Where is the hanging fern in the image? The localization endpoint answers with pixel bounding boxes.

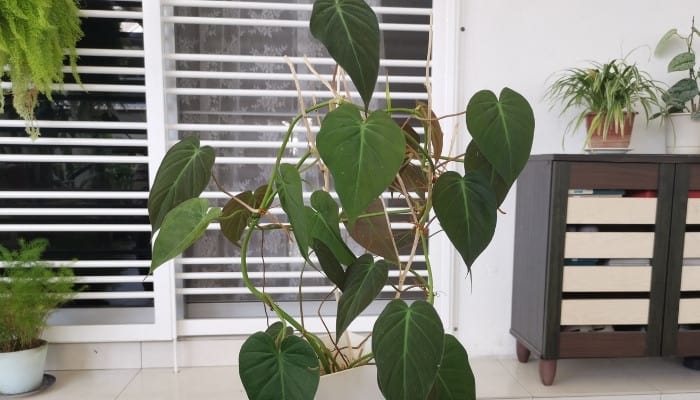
[0,0,83,139]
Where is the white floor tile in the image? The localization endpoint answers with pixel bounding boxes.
[607,358,700,394]
[116,367,246,400]
[541,396,660,400]
[662,394,700,400]
[31,369,138,400]
[471,357,531,399]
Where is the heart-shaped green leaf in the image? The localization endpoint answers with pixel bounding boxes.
[239,332,319,400]
[428,334,476,400]
[668,51,695,72]
[310,0,379,108]
[265,322,294,341]
[221,191,254,247]
[433,171,497,269]
[465,141,509,206]
[317,104,405,225]
[655,28,678,55]
[373,300,445,400]
[336,254,388,340]
[307,190,356,266]
[345,198,399,263]
[151,198,221,272]
[148,136,215,231]
[311,239,346,290]
[276,164,310,260]
[668,78,699,105]
[466,88,534,186]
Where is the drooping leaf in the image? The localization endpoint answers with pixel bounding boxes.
[373,300,445,400]
[668,52,696,72]
[433,171,497,269]
[276,164,311,259]
[311,239,346,290]
[148,136,215,231]
[310,0,380,108]
[466,88,534,185]
[265,322,294,341]
[465,141,509,206]
[307,190,356,266]
[317,104,405,224]
[655,28,679,55]
[402,123,423,157]
[239,332,319,400]
[346,198,398,263]
[428,334,476,400]
[151,198,221,272]
[417,102,444,163]
[221,191,254,247]
[336,254,388,340]
[390,163,428,200]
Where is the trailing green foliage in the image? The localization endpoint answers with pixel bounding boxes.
[0,0,83,138]
[0,239,77,353]
[146,1,535,398]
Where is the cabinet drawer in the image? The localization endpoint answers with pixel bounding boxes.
[681,266,700,291]
[567,197,656,224]
[560,299,649,325]
[679,299,700,324]
[564,232,654,259]
[687,198,700,224]
[684,233,700,258]
[562,266,651,292]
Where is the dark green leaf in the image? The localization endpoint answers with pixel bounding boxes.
[668,52,695,72]
[346,198,398,263]
[336,254,388,340]
[668,78,699,105]
[317,105,405,224]
[464,141,509,206]
[433,171,497,269]
[239,332,319,400]
[373,300,445,400]
[151,198,221,272]
[310,0,380,108]
[311,239,346,290]
[148,136,215,231]
[466,88,534,185]
[428,334,476,400]
[276,164,310,259]
[307,190,356,266]
[265,322,294,341]
[221,191,254,247]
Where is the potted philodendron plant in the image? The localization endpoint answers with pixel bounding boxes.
[0,239,77,395]
[654,17,700,154]
[0,0,83,139]
[546,58,663,151]
[147,1,535,399]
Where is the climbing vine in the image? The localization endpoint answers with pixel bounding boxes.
[0,0,83,138]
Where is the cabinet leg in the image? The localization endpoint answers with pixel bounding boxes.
[516,340,531,363]
[539,359,557,386]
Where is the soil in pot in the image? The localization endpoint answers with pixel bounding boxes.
[585,112,636,149]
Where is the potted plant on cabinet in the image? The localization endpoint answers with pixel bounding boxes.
[546,58,663,151]
[654,17,700,154]
[0,238,77,395]
[147,1,535,399]
[0,0,83,139]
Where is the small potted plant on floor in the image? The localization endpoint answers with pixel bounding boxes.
[0,238,77,395]
[0,0,83,139]
[546,58,663,150]
[147,0,535,399]
[654,17,700,154]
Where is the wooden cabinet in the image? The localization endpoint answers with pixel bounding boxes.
[511,154,700,385]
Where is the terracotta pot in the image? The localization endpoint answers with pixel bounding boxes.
[585,112,636,149]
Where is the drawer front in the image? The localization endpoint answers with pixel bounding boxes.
[681,266,700,291]
[560,299,649,326]
[567,197,656,225]
[564,232,654,259]
[562,266,652,292]
[684,233,700,258]
[686,198,700,224]
[679,299,700,324]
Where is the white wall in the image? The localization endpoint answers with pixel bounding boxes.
[453,0,697,357]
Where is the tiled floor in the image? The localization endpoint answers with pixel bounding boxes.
[21,357,700,400]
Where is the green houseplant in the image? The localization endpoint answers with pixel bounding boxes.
[546,58,663,149]
[654,17,700,153]
[0,238,77,395]
[147,1,535,399]
[0,0,83,139]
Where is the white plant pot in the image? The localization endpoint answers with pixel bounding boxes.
[316,364,383,400]
[665,113,700,154]
[0,340,48,395]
